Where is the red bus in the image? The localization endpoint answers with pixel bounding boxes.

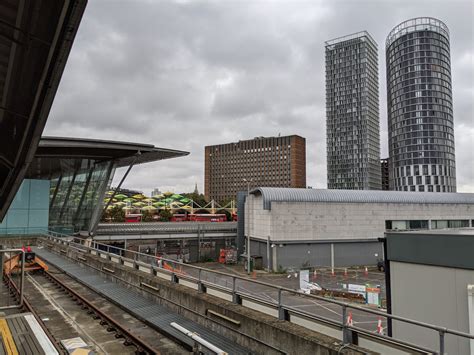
[188,214,227,222]
[170,214,188,222]
[125,214,142,223]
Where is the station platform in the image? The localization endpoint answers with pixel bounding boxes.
[33,247,249,354]
[0,312,58,355]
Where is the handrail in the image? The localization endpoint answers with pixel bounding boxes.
[39,229,474,354]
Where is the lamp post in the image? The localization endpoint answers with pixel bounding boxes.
[243,178,253,275]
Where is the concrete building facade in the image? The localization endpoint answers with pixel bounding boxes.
[204,135,306,202]
[325,31,381,190]
[243,188,474,271]
[386,18,456,192]
[385,230,474,354]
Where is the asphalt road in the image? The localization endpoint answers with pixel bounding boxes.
[179,262,387,333]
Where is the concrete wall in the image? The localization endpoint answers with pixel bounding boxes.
[391,261,474,354]
[244,195,473,269]
[46,241,374,355]
[262,199,472,242]
[251,238,382,271]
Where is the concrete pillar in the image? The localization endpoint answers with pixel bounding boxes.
[330,243,335,271]
[272,245,278,271]
[266,236,270,271]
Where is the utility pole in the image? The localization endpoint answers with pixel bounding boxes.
[243,178,253,275]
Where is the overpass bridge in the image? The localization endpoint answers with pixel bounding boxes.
[95,221,237,241]
[94,222,238,262]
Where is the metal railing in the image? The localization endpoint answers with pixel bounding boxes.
[39,230,474,354]
[0,248,26,310]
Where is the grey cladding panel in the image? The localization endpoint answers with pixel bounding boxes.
[386,233,474,270]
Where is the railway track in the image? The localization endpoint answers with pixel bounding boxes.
[4,267,188,354]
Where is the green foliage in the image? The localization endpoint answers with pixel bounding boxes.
[219,197,235,206]
[158,209,173,221]
[217,209,232,221]
[142,210,154,222]
[181,192,208,207]
[107,206,125,222]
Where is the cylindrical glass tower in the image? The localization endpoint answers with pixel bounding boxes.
[386,17,456,192]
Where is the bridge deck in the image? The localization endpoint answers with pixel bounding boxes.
[33,247,249,354]
[97,221,237,235]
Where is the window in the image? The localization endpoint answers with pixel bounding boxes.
[433,220,470,229]
[408,220,429,229]
[422,165,428,175]
[419,185,425,192]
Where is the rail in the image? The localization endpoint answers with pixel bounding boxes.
[3,273,62,353]
[43,270,157,354]
[39,230,474,354]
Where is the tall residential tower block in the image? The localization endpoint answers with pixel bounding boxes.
[325,31,381,190]
[386,18,456,192]
[204,135,306,202]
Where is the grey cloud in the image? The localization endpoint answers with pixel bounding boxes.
[45,0,474,193]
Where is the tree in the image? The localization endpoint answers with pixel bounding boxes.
[158,209,173,222]
[108,206,125,222]
[181,192,208,207]
[142,210,154,222]
[217,209,232,221]
[218,197,235,207]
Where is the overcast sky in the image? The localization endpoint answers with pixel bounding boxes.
[44,0,474,194]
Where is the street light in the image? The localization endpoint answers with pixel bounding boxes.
[243,178,254,275]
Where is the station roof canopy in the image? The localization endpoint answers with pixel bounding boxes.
[0,0,88,220]
[27,136,189,178]
[250,187,474,210]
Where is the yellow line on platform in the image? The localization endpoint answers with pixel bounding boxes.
[0,319,19,355]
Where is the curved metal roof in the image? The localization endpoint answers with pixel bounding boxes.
[250,187,474,210]
[36,136,189,167]
[26,136,189,178]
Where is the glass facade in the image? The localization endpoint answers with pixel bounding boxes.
[386,17,456,192]
[46,159,114,234]
[325,31,381,190]
[0,179,49,235]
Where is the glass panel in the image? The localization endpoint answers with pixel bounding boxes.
[408,220,428,229]
[48,158,114,234]
[433,220,448,229]
[392,220,407,230]
[29,180,50,209]
[448,220,469,228]
[10,180,30,209]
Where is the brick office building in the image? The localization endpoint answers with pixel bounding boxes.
[204,135,306,202]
